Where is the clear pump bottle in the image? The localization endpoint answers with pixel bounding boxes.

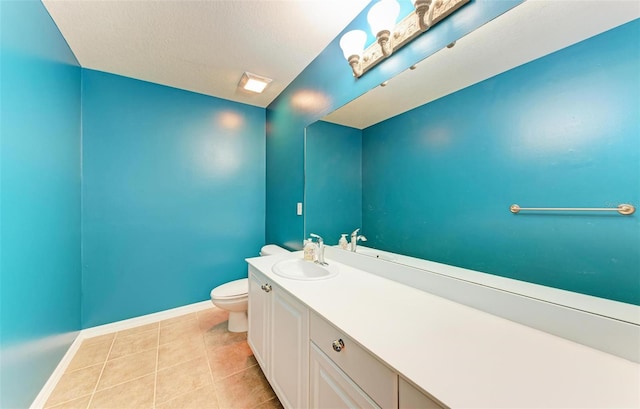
[303,238,316,261]
[338,234,348,250]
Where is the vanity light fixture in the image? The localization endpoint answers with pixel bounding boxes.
[238,72,272,94]
[412,0,432,31]
[339,0,469,78]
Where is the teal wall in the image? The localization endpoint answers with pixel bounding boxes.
[305,121,362,243]
[265,0,522,250]
[361,20,640,305]
[0,1,82,407]
[81,70,266,327]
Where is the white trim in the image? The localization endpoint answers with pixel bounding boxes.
[30,300,213,409]
[81,300,212,338]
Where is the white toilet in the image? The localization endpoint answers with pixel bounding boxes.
[210,244,289,332]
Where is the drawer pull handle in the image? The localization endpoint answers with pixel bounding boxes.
[261,284,272,293]
[332,339,345,352]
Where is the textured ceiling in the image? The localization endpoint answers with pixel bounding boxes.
[42,0,371,108]
[324,1,640,129]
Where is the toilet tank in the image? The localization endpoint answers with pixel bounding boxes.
[260,244,290,256]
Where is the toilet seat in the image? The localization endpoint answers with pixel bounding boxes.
[210,278,247,300]
[209,245,291,333]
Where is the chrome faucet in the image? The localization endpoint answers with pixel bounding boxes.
[350,228,367,252]
[309,233,328,265]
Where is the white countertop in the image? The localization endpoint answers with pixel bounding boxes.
[247,252,640,409]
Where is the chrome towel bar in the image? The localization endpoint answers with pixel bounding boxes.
[510,204,635,215]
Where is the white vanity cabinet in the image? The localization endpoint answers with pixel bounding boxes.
[248,266,309,409]
[247,254,640,409]
[309,311,398,409]
[249,264,442,409]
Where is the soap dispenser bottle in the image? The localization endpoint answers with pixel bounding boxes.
[303,238,316,261]
[338,234,348,250]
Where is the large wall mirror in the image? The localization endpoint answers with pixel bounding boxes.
[304,1,640,311]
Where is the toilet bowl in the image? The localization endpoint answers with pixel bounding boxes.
[210,244,290,332]
[210,279,249,333]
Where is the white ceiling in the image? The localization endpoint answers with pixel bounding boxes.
[41,1,640,116]
[42,0,371,108]
[324,1,640,129]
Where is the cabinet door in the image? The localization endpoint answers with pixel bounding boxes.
[310,343,380,409]
[248,268,269,370]
[270,286,309,409]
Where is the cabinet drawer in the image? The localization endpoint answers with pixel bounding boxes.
[310,312,397,409]
[310,343,380,409]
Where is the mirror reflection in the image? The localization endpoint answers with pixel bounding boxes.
[304,1,640,306]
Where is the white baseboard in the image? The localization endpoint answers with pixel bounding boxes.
[30,300,213,409]
[81,300,212,338]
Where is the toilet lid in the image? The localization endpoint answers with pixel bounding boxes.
[211,278,248,299]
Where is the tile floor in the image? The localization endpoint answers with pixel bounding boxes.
[44,308,283,409]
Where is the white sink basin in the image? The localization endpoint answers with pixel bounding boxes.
[272,259,339,280]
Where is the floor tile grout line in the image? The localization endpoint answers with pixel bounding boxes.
[103,345,159,364]
[157,353,209,374]
[74,324,162,408]
[253,396,279,409]
[111,326,159,349]
[63,338,115,374]
[202,329,223,408]
[86,326,160,401]
[100,345,157,362]
[114,321,160,341]
[153,325,160,409]
[153,384,211,408]
[43,392,93,409]
[157,320,202,347]
[43,335,115,408]
[46,309,266,409]
[215,362,259,382]
[156,341,208,372]
[159,313,198,328]
[90,371,158,396]
[155,330,213,407]
[85,333,117,409]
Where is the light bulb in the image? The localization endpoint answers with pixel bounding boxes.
[367,0,400,36]
[339,30,367,60]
